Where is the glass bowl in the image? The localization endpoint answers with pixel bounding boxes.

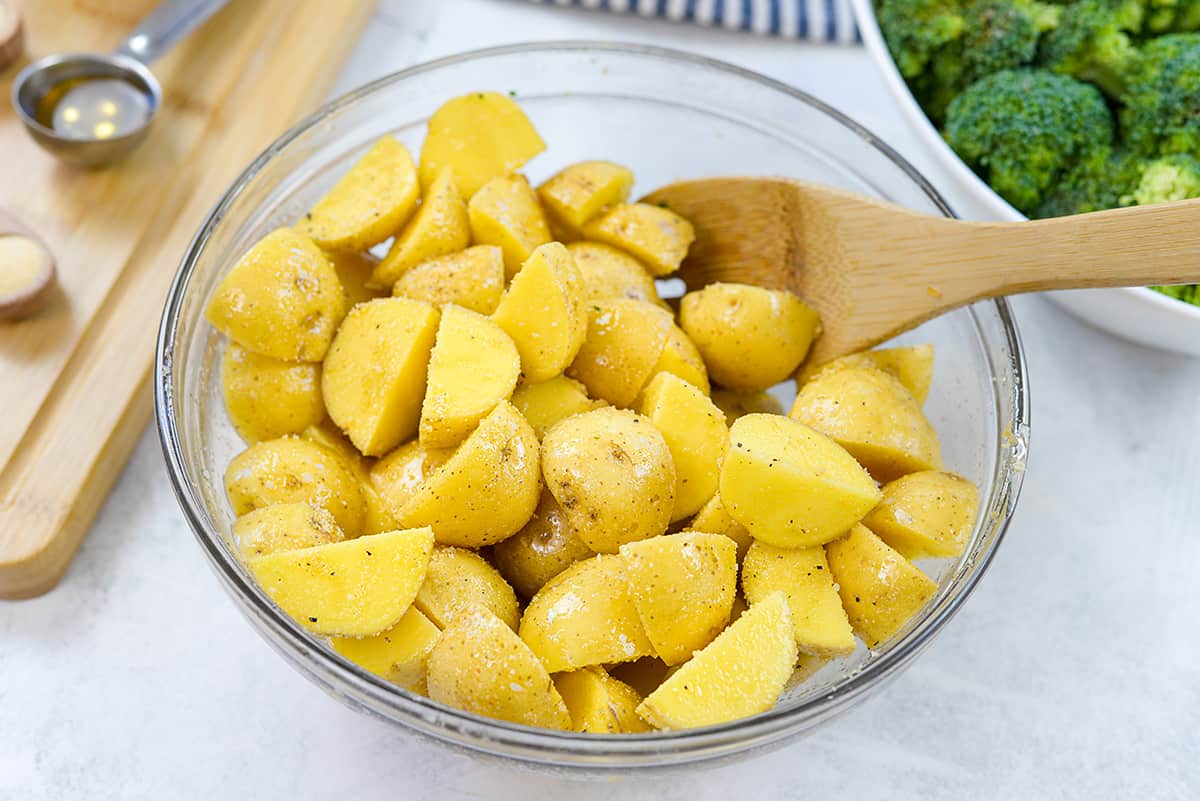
[155,43,1029,772]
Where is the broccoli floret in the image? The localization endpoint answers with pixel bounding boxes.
[878,0,966,79]
[1038,0,1143,96]
[945,69,1114,212]
[1120,33,1200,157]
[1151,284,1200,304]
[1127,153,1200,203]
[1032,146,1142,216]
[1143,0,1200,32]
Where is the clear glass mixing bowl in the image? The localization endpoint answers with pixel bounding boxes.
[155,43,1029,772]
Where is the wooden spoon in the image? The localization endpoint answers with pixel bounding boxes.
[0,209,57,320]
[643,178,1200,365]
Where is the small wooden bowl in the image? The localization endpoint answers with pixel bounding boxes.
[0,209,57,321]
[0,0,24,72]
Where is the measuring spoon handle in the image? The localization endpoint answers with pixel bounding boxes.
[115,0,230,64]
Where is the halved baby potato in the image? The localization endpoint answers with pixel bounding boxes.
[247,526,435,637]
[567,299,675,408]
[492,490,594,599]
[554,666,651,734]
[371,170,470,287]
[582,202,694,276]
[538,160,634,237]
[797,344,935,405]
[468,174,551,277]
[863,470,980,559]
[231,502,344,558]
[330,606,440,690]
[510,375,605,440]
[369,438,453,522]
[688,493,753,562]
[710,388,783,424]
[742,541,856,657]
[221,343,325,443]
[391,245,505,314]
[566,242,666,308]
[415,546,520,631]
[644,324,710,398]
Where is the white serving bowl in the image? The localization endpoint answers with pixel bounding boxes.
[851,0,1200,357]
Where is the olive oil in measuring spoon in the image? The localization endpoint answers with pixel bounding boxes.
[34,77,152,141]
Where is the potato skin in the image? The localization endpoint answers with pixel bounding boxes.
[582,202,694,277]
[372,170,470,287]
[221,343,324,444]
[567,299,674,409]
[392,245,505,314]
[538,160,634,235]
[541,407,675,553]
[492,490,594,598]
[414,546,520,631]
[468,174,551,277]
[862,470,979,559]
[231,502,344,558]
[510,376,605,440]
[797,344,935,406]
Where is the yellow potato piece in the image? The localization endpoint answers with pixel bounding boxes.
[798,345,935,406]
[296,136,419,252]
[520,555,654,672]
[582,203,694,277]
[742,541,856,657]
[538,160,634,236]
[644,324,710,398]
[415,546,520,631]
[565,241,666,309]
[231,502,344,558]
[710,389,783,424]
[322,297,440,457]
[419,305,521,448]
[248,527,435,637]
[225,436,366,536]
[372,170,470,287]
[680,282,821,392]
[638,372,727,520]
[863,470,980,559]
[493,490,594,599]
[825,524,937,648]
[299,422,397,537]
[541,408,675,553]
[608,657,673,699]
[398,401,540,547]
[567,299,674,408]
[369,439,452,529]
[719,414,881,548]
[688,493,752,562]
[468,174,551,277]
[620,532,738,665]
[491,242,589,383]
[206,228,346,362]
[554,666,651,734]
[331,606,440,690]
[392,245,505,314]
[418,91,546,199]
[636,591,797,730]
[326,250,387,309]
[789,366,944,482]
[510,376,605,440]
[221,343,324,444]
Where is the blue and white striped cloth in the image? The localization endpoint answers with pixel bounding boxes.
[526,0,861,43]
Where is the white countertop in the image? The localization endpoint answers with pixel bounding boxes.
[4,2,1198,799]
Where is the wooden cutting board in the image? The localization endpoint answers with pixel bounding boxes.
[0,0,374,598]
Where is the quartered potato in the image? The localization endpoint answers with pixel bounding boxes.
[554,667,650,734]
[582,202,694,277]
[372,170,470,287]
[231,502,344,558]
[468,174,551,277]
[719,414,881,548]
[620,531,738,665]
[419,305,520,448]
[790,366,944,482]
[398,401,540,547]
[206,228,346,362]
[520,555,654,672]
[797,344,936,405]
[427,605,571,730]
[566,242,666,308]
[638,372,727,520]
[567,299,674,408]
[369,438,452,522]
[863,470,980,559]
[221,343,324,443]
[300,422,397,536]
[635,591,797,730]
[688,493,753,562]
[322,297,440,457]
[710,388,784,424]
[538,160,634,238]
[296,136,419,252]
[510,376,605,440]
[247,526,435,637]
[645,324,710,398]
[331,606,440,690]
[414,546,520,631]
[825,524,937,649]
[742,541,856,657]
[680,282,821,392]
[492,490,594,599]
[418,91,546,199]
[392,245,505,314]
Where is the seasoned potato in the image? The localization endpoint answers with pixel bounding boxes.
[638,373,726,520]
[520,555,653,672]
[742,541,856,657]
[688,493,752,562]
[331,606,440,690]
[863,471,979,559]
[825,524,937,648]
[206,228,346,362]
[567,299,674,408]
[369,438,452,521]
[620,532,738,665]
[608,657,673,699]
[582,203,694,276]
[398,401,540,547]
[566,242,665,308]
[468,174,551,277]
[510,376,604,440]
[644,324,710,397]
[790,366,943,482]
[371,170,470,287]
[326,250,387,309]
[419,305,520,448]
[392,245,505,314]
[299,422,397,536]
[322,297,440,456]
[296,136,419,252]
[231,502,344,558]
[221,343,324,443]
[798,345,935,405]
[225,436,366,535]
[541,408,675,553]
[415,546,520,631]
[538,161,634,237]
[418,92,546,199]
[248,527,435,636]
[427,605,571,729]
[710,389,784,424]
[719,415,881,548]
[636,591,797,730]
[554,667,650,734]
[680,282,820,392]
[492,490,593,598]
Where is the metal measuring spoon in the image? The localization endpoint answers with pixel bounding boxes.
[10,0,229,168]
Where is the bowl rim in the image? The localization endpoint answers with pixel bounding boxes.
[155,40,1030,766]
